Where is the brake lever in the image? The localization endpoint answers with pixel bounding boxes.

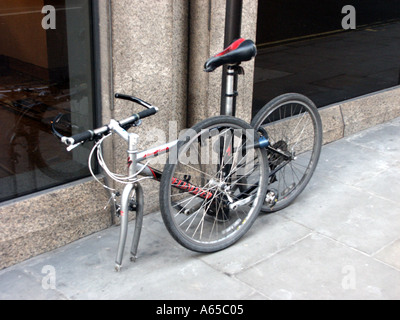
[51,114,65,140]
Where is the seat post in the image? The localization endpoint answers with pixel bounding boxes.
[223,65,239,116]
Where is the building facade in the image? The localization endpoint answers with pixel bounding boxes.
[1,0,399,269]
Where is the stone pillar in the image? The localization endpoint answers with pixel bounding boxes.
[110,0,189,214]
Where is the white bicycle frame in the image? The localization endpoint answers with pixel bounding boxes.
[109,121,179,271]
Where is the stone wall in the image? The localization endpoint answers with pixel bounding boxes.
[0,178,111,270]
[319,86,400,145]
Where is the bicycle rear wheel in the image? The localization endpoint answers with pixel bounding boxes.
[160,116,268,253]
[251,93,322,212]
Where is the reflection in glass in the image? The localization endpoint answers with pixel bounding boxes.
[0,0,95,202]
[253,0,400,116]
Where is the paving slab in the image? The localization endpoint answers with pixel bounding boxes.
[374,239,400,271]
[282,171,400,255]
[200,214,311,275]
[235,234,400,300]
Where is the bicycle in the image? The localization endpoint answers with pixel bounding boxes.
[53,38,322,271]
[53,39,271,271]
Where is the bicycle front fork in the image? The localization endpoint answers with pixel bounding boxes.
[115,181,144,272]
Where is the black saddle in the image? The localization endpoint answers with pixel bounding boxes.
[204,38,257,73]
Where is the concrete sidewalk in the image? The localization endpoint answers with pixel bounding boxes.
[1,117,400,300]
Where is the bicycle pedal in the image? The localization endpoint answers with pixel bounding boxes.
[265,189,278,208]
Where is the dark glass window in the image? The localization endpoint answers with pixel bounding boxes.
[0,0,95,202]
[253,0,400,117]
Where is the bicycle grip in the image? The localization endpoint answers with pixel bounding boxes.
[115,93,153,109]
[119,107,158,128]
[136,107,158,120]
[115,93,133,101]
[69,130,94,145]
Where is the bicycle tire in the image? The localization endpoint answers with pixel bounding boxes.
[251,93,322,212]
[160,116,268,253]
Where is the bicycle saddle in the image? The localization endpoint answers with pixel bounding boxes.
[204,38,257,73]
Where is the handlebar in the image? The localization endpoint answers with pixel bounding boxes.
[52,93,159,147]
[114,93,153,109]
